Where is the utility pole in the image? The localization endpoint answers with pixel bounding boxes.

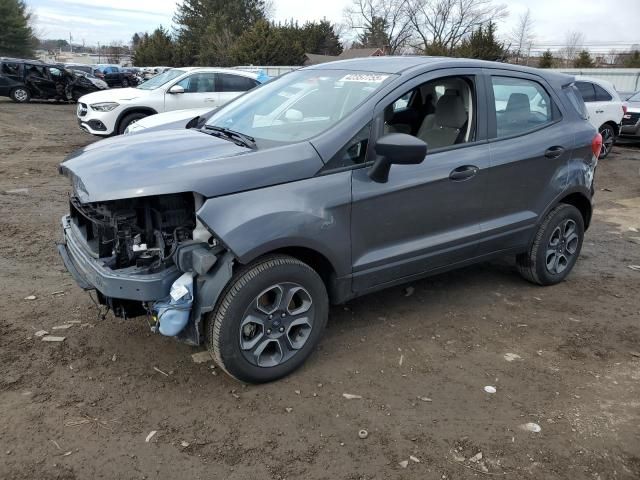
[98,42,101,63]
[69,32,73,54]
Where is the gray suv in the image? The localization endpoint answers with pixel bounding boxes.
[58,57,601,383]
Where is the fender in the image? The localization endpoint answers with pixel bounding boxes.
[538,185,593,231]
[196,171,353,278]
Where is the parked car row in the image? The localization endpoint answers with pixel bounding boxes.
[59,57,602,383]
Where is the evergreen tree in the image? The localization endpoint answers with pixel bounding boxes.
[539,49,554,68]
[173,0,266,65]
[131,33,142,50]
[623,50,640,68]
[302,20,343,56]
[354,16,390,49]
[573,49,594,68]
[456,22,506,61]
[0,0,35,57]
[133,27,175,66]
[231,20,305,65]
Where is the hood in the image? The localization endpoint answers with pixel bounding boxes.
[60,128,324,203]
[133,108,213,130]
[78,87,150,104]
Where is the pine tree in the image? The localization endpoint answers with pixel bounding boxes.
[574,50,594,68]
[231,20,305,65]
[623,50,640,68]
[456,22,506,61]
[173,0,266,65]
[0,0,35,58]
[354,16,390,49]
[133,27,175,67]
[539,49,554,68]
[301,20,342,56]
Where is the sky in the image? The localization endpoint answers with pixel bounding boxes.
[30,0,640,51]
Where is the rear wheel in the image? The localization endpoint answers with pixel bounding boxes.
[516,204,584,286]
[117,112,148,135]
[10,87,30,103]
[206,255,328,383]
[598,124,615,158]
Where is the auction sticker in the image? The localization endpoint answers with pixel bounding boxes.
[339,73,390,83]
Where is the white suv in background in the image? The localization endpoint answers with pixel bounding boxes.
[76,67,262,136]
[574,76,625,158]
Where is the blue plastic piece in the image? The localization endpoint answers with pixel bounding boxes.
[154,272,194,336]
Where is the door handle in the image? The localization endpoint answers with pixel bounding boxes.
[595,109,604,113]
[544,146,565,159]
[449,165,479,181]
[204,98,217,102]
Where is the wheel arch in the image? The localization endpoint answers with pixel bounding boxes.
[558,191,592,230]
[600,120,619,137]
[114,106,157,133]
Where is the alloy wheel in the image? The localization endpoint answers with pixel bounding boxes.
[545,219,579,275]
[599,126,614,157]
[239,282,314,368]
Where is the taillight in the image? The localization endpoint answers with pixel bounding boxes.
[622,104,628,115]
[592,132,603,158]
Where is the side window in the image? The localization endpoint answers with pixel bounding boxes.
[563,84,589,120]
[491,76,554,138]
[218,73,258,92]
[176,73,216,93]
[324,123,371,170]
[1,62,20,76]
[593,84,612,101]
[383,75,475,150]
[575,81,596,102]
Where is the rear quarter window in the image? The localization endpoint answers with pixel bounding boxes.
[593,83,613,101]
[563,84,589,120]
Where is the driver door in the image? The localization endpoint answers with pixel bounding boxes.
[350,69,491,292]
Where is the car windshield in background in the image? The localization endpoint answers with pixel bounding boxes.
[205,69,396,145]
[137,69,184,90]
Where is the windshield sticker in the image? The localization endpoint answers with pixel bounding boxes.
[339,73,390,83]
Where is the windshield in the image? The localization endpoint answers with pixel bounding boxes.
[629,91,640,102]
[205,69,395,145]
[137,69,185,90]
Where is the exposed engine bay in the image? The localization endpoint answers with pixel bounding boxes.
[68,193,196,271]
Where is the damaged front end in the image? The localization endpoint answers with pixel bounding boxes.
[58,191,233,345]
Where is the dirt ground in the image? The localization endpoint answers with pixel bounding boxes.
[0,98,639,480]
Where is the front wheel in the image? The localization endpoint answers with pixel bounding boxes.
[598,124,615,159]
[117,112,148,135]
[516,204,585,286]
[207,255,328,383]
[121,78,129,88]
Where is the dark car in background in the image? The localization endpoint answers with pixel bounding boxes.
[621,90,640,139]
[94,64,139,88]
[0,57,103,102]
[58,57,601,383]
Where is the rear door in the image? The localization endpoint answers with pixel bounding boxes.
[0,61,23,95]
[217,73,259,107]
[480,70,569,253]
[164,72,218,111]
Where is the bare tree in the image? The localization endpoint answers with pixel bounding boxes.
[510,8,534,65]
[561,31,584,67]
[407,0,508,55]
[344,0,414,54]
[107,41,123,64]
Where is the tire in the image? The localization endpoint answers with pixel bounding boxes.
[10,87,30,103]
[207,255,329,383]
[117,112,148,135]
[516,204,584,286]
[121,78,129,88]
[598,124,615,159]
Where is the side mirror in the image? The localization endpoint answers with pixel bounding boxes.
[369,133,427,183]
[284,109,303,122]
[168,85,184,94]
